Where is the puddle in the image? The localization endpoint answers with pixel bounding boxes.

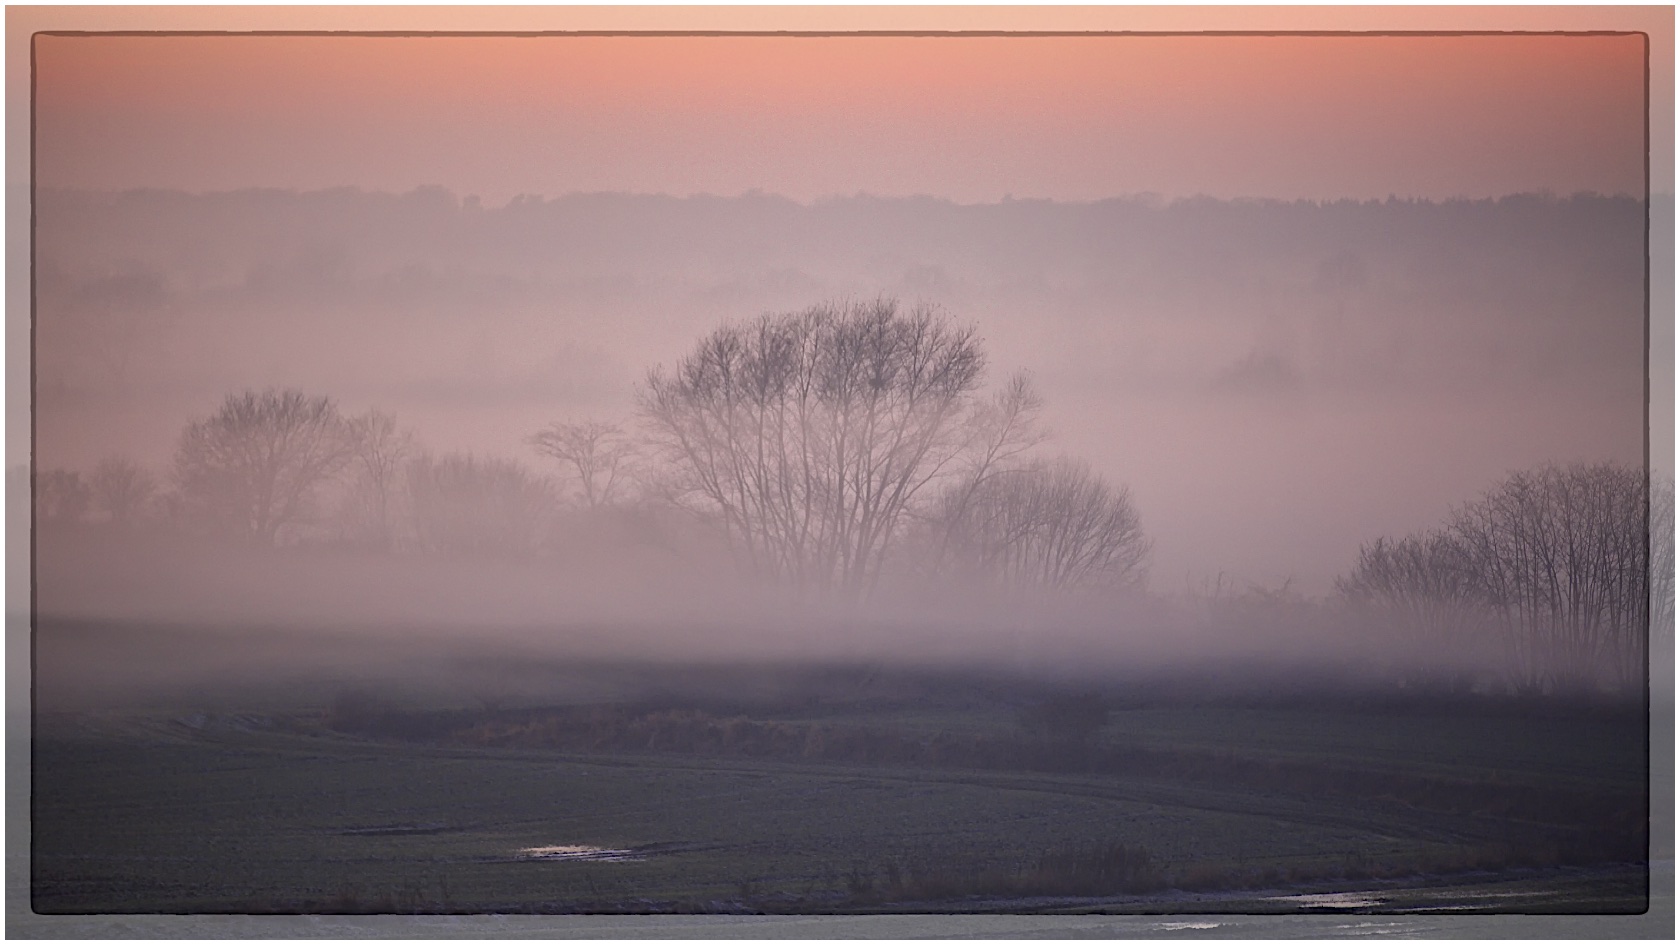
[1396,889,1557,912]
[1150,921,1223,931]
[519,844,640,861]
[1264,892,1384,909]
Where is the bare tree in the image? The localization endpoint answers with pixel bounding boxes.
[172,389,356,545]
[922,371,1047,574]
[343,410,415,550]
[90,456,158,527]
[530,420,639,508]
[934,457,1149,594]
[1449,462,1648,694]
[1335,529,1494,689]
[1337,531,1488,641]
[405,452,553,557]
[642,299,1012,600]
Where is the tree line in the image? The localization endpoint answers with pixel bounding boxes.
[1338,463,1667,696]
[38,300,1151,600]
[34,298,1663,695]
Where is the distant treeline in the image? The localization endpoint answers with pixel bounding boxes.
[30,186,1661,697]
[34,299,1669,698]
[37,190,1647,386]
[38,186,1647,284]
[37,300,1152,602]
[35,189,1647,484]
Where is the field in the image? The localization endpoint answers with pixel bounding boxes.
[27,626,1659,918]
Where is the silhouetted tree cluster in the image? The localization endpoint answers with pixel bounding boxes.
[172,389,356,545]
[39,389,564,560]
[1340,463,1655,695]
[109,308,1144,596]
[637,299,1131,601]
[1455,463,1650,694]
[931,457,1149,594]
[1336,533,1492,691]
[68,295,1670,706]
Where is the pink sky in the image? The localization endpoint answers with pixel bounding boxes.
[22,10,1660,203]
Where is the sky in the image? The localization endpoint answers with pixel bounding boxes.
[31,30,1651,204]
[12,5,1667,599]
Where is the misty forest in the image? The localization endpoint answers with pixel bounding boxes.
[30,187,1668,916]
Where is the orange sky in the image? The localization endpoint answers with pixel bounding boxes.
[28,27,1652,202]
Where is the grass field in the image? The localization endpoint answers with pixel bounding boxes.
[28,646,1655,915]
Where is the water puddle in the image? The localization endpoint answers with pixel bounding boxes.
[1149,921,1223,931]
[1402,889,1557,911]
[1264,892,1384,909]
[519,844,640,861]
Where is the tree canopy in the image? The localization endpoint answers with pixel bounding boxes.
[172,389,355,545]
[641,299,1035,600]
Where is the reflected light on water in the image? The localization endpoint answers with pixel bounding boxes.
[519,844,639,861]
[1264,892,1384,909]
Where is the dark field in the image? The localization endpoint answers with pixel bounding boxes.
[28,623,1660,917]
